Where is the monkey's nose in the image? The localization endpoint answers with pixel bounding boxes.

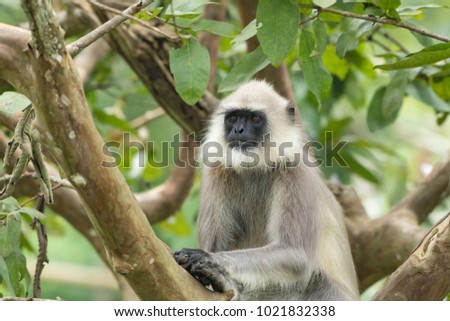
[234,124,245,134]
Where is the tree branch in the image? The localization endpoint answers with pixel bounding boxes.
[74,38,110,83]
[373,212,450,300]
[198,0,228,92]
[299,4,450,43]
[67,0,153,56]
[392,150,450,223]
[17,0,225,300]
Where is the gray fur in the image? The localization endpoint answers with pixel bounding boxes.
[173,80,359,301]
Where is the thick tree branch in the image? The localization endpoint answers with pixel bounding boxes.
[299,4,450,43]
[16,0,225,300]
[336,151,450,291]
[373,212,450,300]
[198,0,228,92]
[392,150,450,223]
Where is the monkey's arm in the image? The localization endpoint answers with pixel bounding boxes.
[173,243,312,297]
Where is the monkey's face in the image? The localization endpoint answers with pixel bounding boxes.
[224,109,267,150]
[201,80,305,171]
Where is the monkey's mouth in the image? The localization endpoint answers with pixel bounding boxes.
[229,141,259,150]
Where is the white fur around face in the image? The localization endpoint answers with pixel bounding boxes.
[201,80,304,171]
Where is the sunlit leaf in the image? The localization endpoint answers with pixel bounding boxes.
[231,19,259,46]
[323,45,349,80]
[191,19,238,37]
[375,43,450,70]
[170,38,210,104]
[313,0,336,7]
[256,0,299,66]
[0,91,31,117]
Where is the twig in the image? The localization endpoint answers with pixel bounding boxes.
[31,196,48,299]
[381,31,410,54]
[88,0,179,42]
[20,183,64,207]
[299,4,450,43]
[130,107,165,128]
[299,9,321,26]
[367,35,391,52]
[0,173,73,189]
[67,0,154,56]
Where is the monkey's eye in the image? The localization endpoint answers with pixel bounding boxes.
[250,115,260,123]
[228,115,238,123]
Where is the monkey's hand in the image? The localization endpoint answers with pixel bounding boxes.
[173,248,238,295]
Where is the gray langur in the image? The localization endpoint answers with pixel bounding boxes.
[173,80,359,300]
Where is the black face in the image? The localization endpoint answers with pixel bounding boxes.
[224,109,267,149]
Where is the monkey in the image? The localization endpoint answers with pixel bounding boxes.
[173,80,359,300]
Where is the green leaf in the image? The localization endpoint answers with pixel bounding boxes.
[0,213,21,257]
[0,91,31,117]
[313,0,336,7]
[341,151,380,184]
[92,108,137,134]
[15,207,46,220]
[4,249,30,297]
[191,19,238,37]
[231,19,259,46]
[218,46,270,93]
[1,197,20,212]
[430,74,450,102]
[299,30,332,105]
[367,86,401,131]
[336,20,373,58]
[170,38,210,104]
[312,19,328,56]
[375,43,450,70]
[164,0,216,19]
[408,80,450,113]
[299,29,316,59]
[256,0,299,66]
[373,0,401,11]
[0,256,15,297]
[411,31,435,47]
[382,70,410,117]
[323,45,349,80]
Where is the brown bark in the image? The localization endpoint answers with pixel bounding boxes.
[331,151,450,292]
[373,213,450,300]
[198,0,228,93]
[2,0,225,300]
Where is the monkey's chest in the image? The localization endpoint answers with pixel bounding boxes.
[223,172,274,249]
